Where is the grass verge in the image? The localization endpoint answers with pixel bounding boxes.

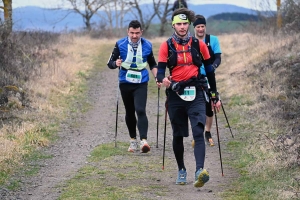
[218,32,300,200]
[0,36,111,190]
[58,142,170,200]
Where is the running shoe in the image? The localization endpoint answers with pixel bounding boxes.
[194,168,209,187]
[176,169,187,185]
[128,139,138,153]
[205,131,215,146]
[140,139,150,153]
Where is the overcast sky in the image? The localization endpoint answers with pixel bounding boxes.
[11,0,277,10]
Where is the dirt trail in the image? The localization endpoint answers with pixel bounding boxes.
[6,67,237,200]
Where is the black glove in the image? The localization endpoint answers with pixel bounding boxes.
[112,61,119,69]
[170,81,180,92]
[170,81,185,95]
[210,91,219,104]
[170,77,198,94]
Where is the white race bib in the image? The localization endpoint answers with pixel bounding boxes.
[126,70,142,83]
[177,86,196,101]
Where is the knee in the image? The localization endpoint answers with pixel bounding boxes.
[206,110,213,117]
[173,136,183,145]
[135,107,146,117]
[192,123,204,140]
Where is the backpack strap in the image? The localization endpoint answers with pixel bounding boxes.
[191,36,200,57]
[167,37,176,74]
[205,34,214,64]
[205,34,210,46]
[191,36,203,68]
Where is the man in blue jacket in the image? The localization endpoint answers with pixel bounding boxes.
[107,20,158,153]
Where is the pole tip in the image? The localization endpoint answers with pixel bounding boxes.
[162,166,164,170]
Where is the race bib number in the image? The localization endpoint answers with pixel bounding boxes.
[126,70,142,83]
[178,86,196,101]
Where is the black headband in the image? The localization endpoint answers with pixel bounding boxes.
[193,18,206,27]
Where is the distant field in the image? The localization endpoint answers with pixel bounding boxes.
[206,20,258,34]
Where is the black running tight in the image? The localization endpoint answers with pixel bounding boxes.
[173,123,205,172]
[173,136,185,171]
[119,83,148,140]
[193,123,205,172]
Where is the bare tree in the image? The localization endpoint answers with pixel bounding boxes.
[62,0,109,31]
[282,0,300,32]
[126,0,157,34]
[100,0,131,29]
[0,0,12,35]
[93,0,131,37]
[128,0,173,37]
[153,0,173,37]
[93,0,173,37]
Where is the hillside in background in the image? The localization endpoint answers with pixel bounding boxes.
[204,12,262,34]
[208,12,260,21]
[11,3,257,32]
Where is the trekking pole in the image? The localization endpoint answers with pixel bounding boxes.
[220,99,234,138]
[115,59,120,148]
[214,106,224,176]
[115,87,119,148]
[156,87,160,148]
[162,98,168,170]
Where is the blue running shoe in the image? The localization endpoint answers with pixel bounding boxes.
[176,169,187,185]
[194,168,209,187]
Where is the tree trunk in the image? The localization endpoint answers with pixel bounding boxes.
[159,18,167,37]
[85,19,91,31]
[3,0,13,33]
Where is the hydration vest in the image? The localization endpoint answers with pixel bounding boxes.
[118,38,150,71]
[166,36,203,75]
[205,34,215,64]
[121,41,148,70]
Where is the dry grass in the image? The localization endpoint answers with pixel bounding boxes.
[218,31,300,199]
[0,35,118,180]
[218,32,297,96]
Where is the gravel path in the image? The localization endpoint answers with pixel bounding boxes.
[2,67,237,200]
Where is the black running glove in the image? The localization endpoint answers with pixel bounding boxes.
[210,91,219,104]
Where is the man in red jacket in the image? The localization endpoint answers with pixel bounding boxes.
[156,8,221,187]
